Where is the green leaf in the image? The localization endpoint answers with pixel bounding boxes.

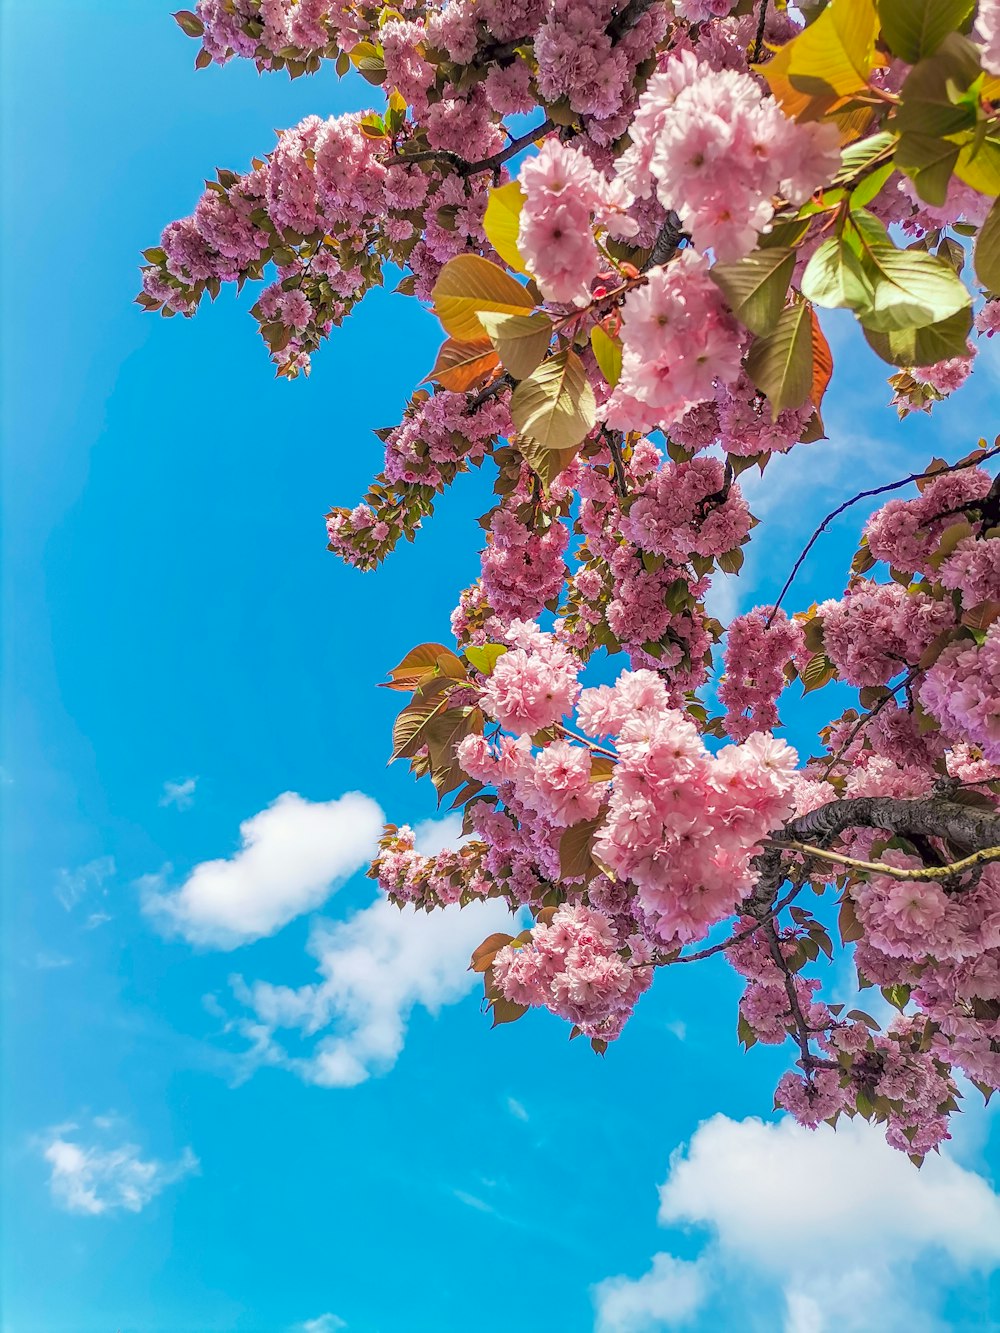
[954,132,1000,196]
[876,0,974,62]
[863,305,973,365]
[857,244,970,332]
[800,651,837,693]
[391,695,451,761]
[516,436,580,490]
[745,303,814,416]
[464,643,507,676]
[895,131,960,205]
[476,310,552,381]
[432,254,534,342]
[482,182,529,276]
[835,131,897,185]
[510,349,596,450]
[710,247,796,335]
[590,324,623,387]
[801,237,875,311]
[850,161,895,209]
[895,33,984,138]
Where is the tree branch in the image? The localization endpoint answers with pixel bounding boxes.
[774,795,1000,857]
[765,444,1000,628]
[764,838,1000,883]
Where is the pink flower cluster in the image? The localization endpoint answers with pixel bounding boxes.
[624,455,751,561]
[373,825,492,907]
[517,139,636,305]
[863,466,995,576]
[719,607,806,742]
[620,50,840,261]
[818,583,954,688]
[920,625,1000,761]
[492,904,651,1039]
[605,250,745,433]
[575,670,799,944]
[479,621,581,735]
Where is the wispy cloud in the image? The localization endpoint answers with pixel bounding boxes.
[54,856,115,912]
[142,791,384,949]
[506,1096,529,1122]
[228,891,520,1088]
[160,776,198,810]
[40,1120,198,1216]
[294,1316,347,1333]
[34,951,73,970]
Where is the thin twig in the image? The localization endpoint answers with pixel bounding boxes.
[764,839,1000,882]
[750,0,769,65]
[765,444,1000,628]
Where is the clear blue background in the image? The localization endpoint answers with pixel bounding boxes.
[2,4,999,1330]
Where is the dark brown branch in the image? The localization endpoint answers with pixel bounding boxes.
[774,795,1000,858]
[642,210,689,272]
[750,0,769,65]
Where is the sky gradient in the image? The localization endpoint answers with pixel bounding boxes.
[2,4,1000,1331]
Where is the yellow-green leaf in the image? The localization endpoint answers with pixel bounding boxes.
[431,254,535,341]
[590,324,622,387]
[510,349,596,450]
[745,303,815,417]
[857,244,971,332]
[756,0,880,122]
[710,247,796,335]
[895,130,960,205]
[863,306,973,364]
[801,237,875,311]
[476,310,552,380]
[483,182,529,276]
[464,643,507,676]
[516,435,581,490]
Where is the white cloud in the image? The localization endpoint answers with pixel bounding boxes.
[411,811,466,855]
[507,1096,529,1122]
[658,1114,1000,1272]
[295,1316,346,1333]
[610,1113,1000,1333]
[229,891,520,1088]
[54,856,114,912]
[41,1122,198,1215]
[160,776,198,810]
[142,791,384,948]
[593,1254,707,1333]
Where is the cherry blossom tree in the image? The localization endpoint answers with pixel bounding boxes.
[143,0,1000,1162]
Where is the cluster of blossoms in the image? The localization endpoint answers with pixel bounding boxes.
[605,250,745,432]
[517,139,636,305]
[153,0,1000,1158]
[491,904,652,1040]
[719,608,806,742]
[619,50,841,261]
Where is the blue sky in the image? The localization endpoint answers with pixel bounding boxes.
[2,4,1000,1331]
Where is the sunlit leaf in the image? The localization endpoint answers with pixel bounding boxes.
[424,337,500,392]
[756,0,880,122]
[801,237,875,311]
[510,349,596,450]
[857,244,971,333]
[590,324,623,387]
[432,254,535,341]
[710,247,796,335]
[483,182,529,275]
[477,310,552,380]
[745,303,815,417]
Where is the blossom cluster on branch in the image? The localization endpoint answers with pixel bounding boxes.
[149,0,1000,1161]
